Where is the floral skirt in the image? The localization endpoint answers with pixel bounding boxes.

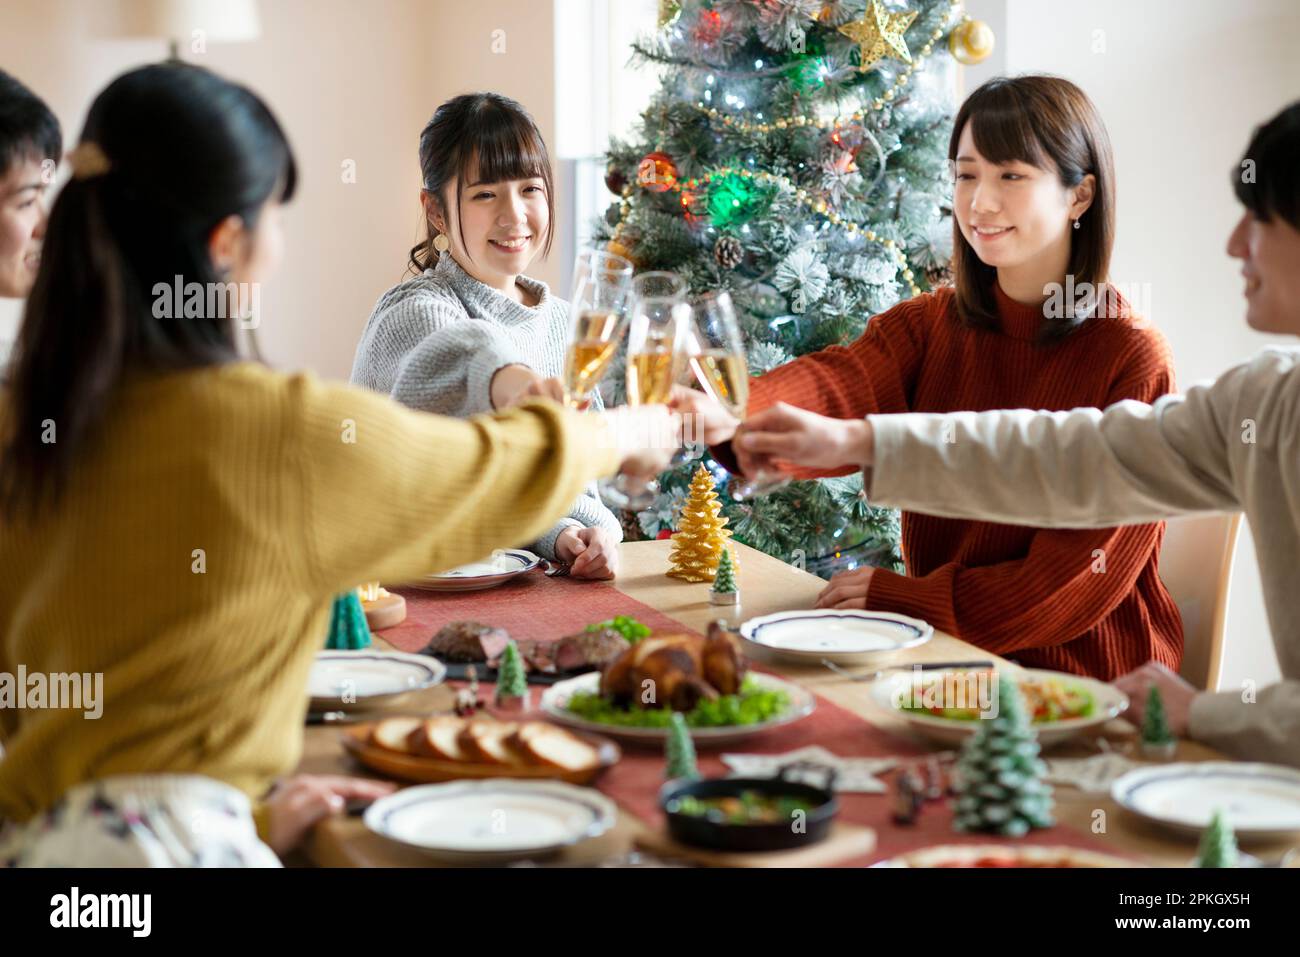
[0,774,281,867]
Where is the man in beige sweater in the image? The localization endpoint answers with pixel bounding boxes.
[713,103,1300,768]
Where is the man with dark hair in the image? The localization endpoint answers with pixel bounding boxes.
[721,102,1300,767]
[0,69,61,299]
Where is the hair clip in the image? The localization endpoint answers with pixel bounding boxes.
[68,142,111,180]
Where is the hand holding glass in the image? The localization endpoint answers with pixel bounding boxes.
[687,290,790,500]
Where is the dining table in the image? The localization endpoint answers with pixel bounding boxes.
[293,539,1298,868]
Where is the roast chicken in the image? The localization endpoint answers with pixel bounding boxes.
[599,621,748,711]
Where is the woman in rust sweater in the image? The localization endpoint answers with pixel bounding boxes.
[687,76,1182,680]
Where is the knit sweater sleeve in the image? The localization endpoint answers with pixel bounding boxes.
[530,483,625,561]
[353,287,531,418]
[861,335,1178,655]
[284,374,621,595]
[865,359,1246,526]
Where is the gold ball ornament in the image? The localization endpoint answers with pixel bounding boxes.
[607,238,639,268]
[837,0,918,72]
[949,18,995,66]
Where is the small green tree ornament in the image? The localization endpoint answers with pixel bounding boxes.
[1196,809,1239,868]
[494,640,528,704]
[951,672,1055,837]
[325,591,371,650]
[709,547,739,605]
[665,712,699,781]
[1141,685,1177,759]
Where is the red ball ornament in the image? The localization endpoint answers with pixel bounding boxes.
[692,9,725,46]
[637,151,678,193]
[604,163,628,196]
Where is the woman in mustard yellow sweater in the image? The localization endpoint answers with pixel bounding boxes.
[0,64,673,866]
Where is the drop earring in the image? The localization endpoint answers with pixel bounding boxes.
[1072,218,1082,230]
[433,233,450,252]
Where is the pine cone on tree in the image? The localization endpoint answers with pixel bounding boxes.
[713,234,744,270]
[951,672,1055,837]
[667,464,733,582]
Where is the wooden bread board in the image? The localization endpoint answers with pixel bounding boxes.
[341,721,621,785]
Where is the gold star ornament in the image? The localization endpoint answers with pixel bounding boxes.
[838,1,918,72]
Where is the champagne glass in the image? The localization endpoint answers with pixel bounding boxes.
[562,250,634,408]
[687,290,791,500]
[599,272,692,510]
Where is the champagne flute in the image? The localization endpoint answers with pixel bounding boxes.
[626,272,691,407]
[599,272,691,510]
[687,290,791,500]
[563,250,634,408]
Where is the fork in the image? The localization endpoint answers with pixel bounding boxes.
[542,559,572,578]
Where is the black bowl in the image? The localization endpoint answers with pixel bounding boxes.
[659,762,838,852]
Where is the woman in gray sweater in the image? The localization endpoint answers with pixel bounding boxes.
[351,92,622,578]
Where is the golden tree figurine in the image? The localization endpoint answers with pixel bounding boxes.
[667,464,734,582]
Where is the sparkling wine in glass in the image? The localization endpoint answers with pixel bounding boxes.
[562,250,634,408]
[687,290,790,501]
[599,271,690,510]
[626,273,691,407]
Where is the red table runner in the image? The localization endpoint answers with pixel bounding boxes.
[380,575,698,651]
[376,578,1138,866]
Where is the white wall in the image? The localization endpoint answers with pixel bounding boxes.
[967,0,1298,691]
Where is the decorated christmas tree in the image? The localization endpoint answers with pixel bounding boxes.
[1195,809,1239,868]
[324,592,371,650]
[667,463,734,582]
[952,672,1055,836]
[495,640,528,702]
[666,711,700,780]
[596,0,984,578]
[712,546,739,593]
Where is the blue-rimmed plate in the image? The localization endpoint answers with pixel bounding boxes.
[407,548,543,593]
[363,779,617,863]
[738,609,933,665]
[307,650,446,711]
[1111,762,1300,841]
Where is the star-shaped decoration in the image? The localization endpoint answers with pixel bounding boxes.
[837,0,918,72]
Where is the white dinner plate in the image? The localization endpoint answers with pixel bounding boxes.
[364,779,617,863]
[868,666,1128,749]
[406,549,543,592]
[739,609,933,665]
[307,650,446,711]
[1111,762,1300,841]
[540,670,815,748]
